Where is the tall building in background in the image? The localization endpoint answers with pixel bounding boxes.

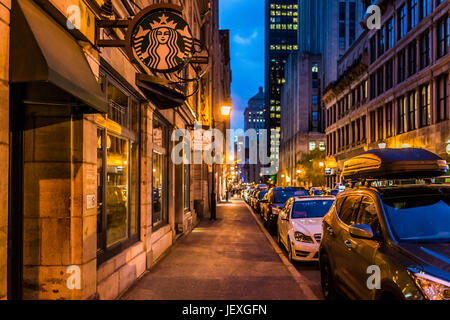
[278,0,365,187]
[322,0,366,88]
[243,87,266,183]
[264,0,300,181]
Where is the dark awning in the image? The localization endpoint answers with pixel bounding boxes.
[136,74,186,110]
[10,0,108,113]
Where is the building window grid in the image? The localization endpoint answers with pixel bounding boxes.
[437,74,448,122]
[437,16,449,59]
[419,84,431,127]
[386,103,393,138]
[410,0,419,31]
[420,30,431,69]
[408,91,417,131]
[398,96,406,134]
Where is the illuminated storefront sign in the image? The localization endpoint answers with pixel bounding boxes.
[128,6,194,73]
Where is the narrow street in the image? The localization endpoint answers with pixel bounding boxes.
[121,198,322,300]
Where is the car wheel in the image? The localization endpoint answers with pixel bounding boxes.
[320,253,338,300]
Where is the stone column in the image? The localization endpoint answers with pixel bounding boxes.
[22,99,96,299]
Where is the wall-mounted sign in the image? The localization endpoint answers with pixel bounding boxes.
[127,6,194,73]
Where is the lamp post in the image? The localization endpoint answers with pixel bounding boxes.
[210,102,232,220]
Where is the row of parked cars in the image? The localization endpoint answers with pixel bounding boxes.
[245,185,335,262]
[245,148,450,300]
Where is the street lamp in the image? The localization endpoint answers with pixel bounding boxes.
[210,100,232,220]
[221,105,232,117]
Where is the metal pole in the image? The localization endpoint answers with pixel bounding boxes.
[210,118,216,220]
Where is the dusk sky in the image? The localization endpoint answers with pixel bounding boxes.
[219,0,265,130]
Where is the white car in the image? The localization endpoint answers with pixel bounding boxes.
[277,196,335,262]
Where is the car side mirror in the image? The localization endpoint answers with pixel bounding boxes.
[349,224,375,240]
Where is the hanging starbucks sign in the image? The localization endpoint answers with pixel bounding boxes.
[126,5,194,74]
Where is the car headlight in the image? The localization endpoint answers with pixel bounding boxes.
[294,231,313,243]
[411,272,450,300]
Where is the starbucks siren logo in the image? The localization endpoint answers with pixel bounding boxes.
[132,11,193,73]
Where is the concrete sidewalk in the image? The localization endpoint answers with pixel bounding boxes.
[121,200,317,300]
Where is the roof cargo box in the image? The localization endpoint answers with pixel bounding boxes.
[342,148,448,180]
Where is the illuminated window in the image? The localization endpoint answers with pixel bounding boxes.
[319,142,326,151]
[309,142,316,151]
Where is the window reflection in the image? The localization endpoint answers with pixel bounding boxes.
[152,151,166,227]
[106,134,129,247]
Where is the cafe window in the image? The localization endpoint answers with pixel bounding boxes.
[152,116,169,229]
[97,73,140,260]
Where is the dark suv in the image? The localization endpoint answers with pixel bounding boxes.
[319,148,450,300]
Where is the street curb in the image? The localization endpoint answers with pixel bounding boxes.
[243,201,320,300]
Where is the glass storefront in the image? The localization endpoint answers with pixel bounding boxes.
[97,71,140,260]
[106,134,129,247]
[152,117,169,229]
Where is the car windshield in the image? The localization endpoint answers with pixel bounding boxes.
[291,200,334,219]
[274,189,308,203]
[383,195,450,243]
[258,191,268,200]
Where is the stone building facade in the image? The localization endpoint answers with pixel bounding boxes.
[0,0,231,300]
[323,0,450,187]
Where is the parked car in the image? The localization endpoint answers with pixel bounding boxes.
[309,187,327,196]
[254,190,268,215]
[320,148,450,300]
[245,188,255,203]
[330,188,340,196]
[260,187,309,234]
[277,196,334,262]
[250,190,259,209]
[248,189,257,206]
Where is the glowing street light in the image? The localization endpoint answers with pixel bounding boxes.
[221,105,232,116]
[319,162,324,167]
